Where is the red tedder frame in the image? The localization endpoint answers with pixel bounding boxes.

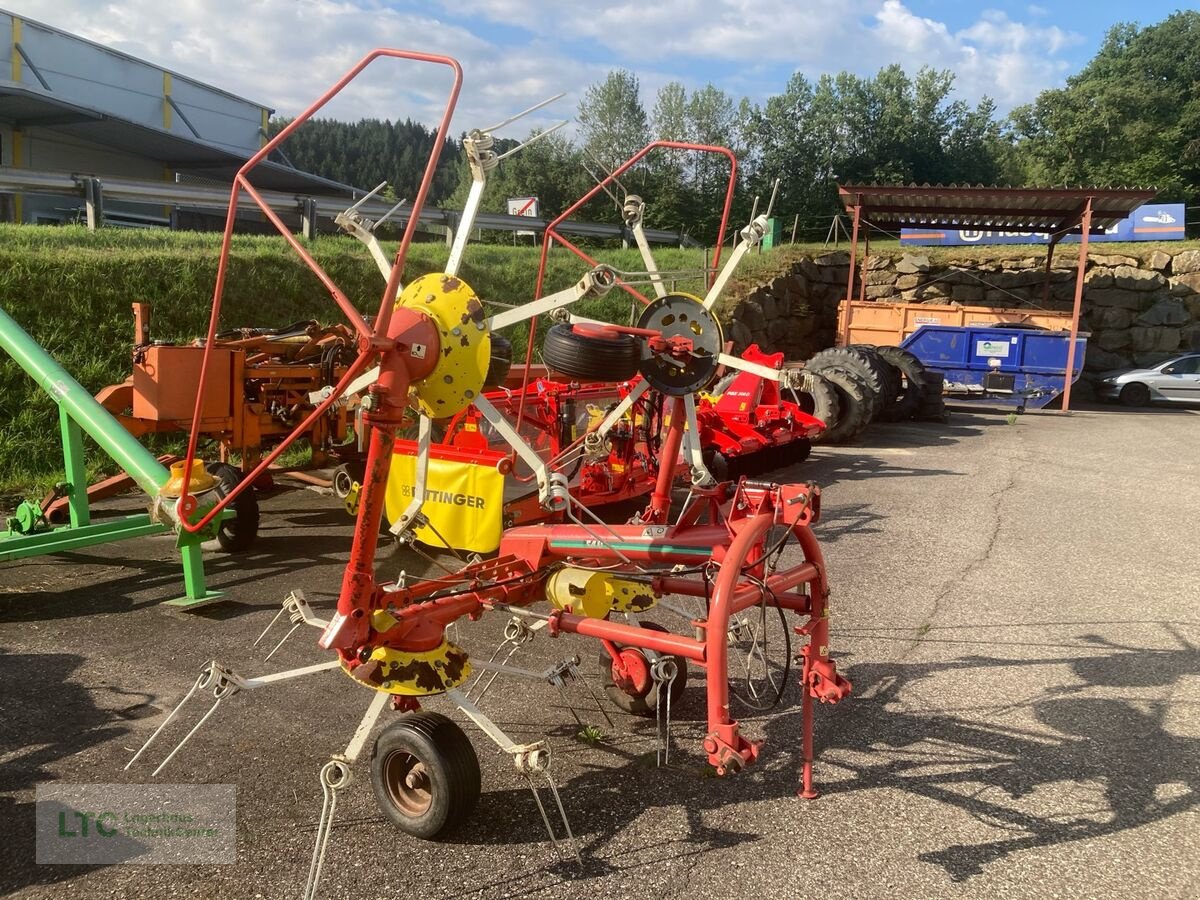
[174,49,464,531]
[512,140,738,458]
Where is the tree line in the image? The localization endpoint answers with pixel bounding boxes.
[271,11,1198,242]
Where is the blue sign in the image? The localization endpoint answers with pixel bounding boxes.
[901,202,1186,246]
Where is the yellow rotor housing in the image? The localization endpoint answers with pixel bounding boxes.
[395,272,490,418]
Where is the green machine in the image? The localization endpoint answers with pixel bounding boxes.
[0,306,251,608]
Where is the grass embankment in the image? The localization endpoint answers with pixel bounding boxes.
[0,225,718,500]
[3,225,1194,502]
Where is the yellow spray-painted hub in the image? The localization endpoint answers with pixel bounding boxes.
[345,637,473,696]
[546,568,659,617]
[396,272,490,418]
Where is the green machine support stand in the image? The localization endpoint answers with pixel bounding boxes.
[0,307,224,609]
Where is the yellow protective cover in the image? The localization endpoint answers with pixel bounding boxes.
[386,448,505,554]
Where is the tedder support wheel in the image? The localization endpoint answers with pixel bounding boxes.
[542,323,641,383]
[370,711,481,840]
[208,462,259,553]
[1119,382,1150,407]
[599,621,689,717]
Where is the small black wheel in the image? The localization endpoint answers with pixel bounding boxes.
[208,462,259,552]
[599,621,688,717]
[790,438,812,464]
[485,333,513,388]
[542,324,640,383]
[370,711,481,840]
[702,449,730,482]
[331,463,363,500]
[1119,382,1150,407]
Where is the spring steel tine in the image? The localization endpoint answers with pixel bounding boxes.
[150,693,226,777]
[524,775,569,862]
[264,622,302,661]
[543,772,581,864]
[253,605,290,648]
[124,667,208,771]
[303,760,349,900]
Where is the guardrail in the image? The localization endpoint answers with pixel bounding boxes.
[0,167,696,246]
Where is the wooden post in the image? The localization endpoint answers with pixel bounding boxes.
[1061,198,1092,413]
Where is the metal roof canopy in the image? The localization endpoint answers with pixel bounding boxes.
[835,184,1159,412]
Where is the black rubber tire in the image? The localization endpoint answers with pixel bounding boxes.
[852,345,901,412]
[702,448,730,482]
[208,462,259,552]
[875,346,930,422]
[816,366,873,444]
[806,348,886,421]
[799,370,841,441]
[1119,382,1150,407]
[599,621,689,717]
[370,712,481,840]
[790,438,812,464]
[485,333,512,388]
[331,463,362,500]
[542,324,640,383]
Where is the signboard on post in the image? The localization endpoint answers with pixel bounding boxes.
[506,196,539,237]
[900,202,1186,246]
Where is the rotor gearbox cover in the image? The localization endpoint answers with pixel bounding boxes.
[636,293,724,395]
[395,272,491,417]
[347,638,473,696]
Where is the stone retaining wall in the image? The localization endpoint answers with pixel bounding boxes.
[722,247,1200,379]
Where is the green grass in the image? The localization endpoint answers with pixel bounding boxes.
[0,225,708,502]
[2,223,1195,504]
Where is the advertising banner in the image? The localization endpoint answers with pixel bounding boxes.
[901,202,1185,246]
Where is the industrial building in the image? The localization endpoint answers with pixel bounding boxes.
[0,7,347,227]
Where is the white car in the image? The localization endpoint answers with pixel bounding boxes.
[1097,353,1200,406]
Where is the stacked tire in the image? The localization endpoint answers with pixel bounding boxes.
[796,345,940,444]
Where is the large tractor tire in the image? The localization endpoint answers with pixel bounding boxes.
[542,324,641,383]
[806,348,886,421]
[816,366,873,444]
[875,346,929,422]
[798,370,842,443]
[852,344,901,412]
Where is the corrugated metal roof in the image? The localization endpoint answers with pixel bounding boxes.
[0,85,354,195]
[838,184,1158,234]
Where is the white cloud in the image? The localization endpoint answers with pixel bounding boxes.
[4,0,1084,140]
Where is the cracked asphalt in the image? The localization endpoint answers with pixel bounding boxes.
[1,402,1198,899]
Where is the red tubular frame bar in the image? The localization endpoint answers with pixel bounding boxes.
[513,141,738,438]
[174,49,464,530]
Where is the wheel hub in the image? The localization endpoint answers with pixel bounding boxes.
[636,293,723,395]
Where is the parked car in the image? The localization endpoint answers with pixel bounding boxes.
[1097,353,1200,406]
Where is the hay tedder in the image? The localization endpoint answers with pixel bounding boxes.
[126,50,851,898]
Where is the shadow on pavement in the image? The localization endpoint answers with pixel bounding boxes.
[0,650,133,893]
[806,628,1200,881]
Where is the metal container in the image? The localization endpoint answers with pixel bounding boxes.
[901,324,1088,411]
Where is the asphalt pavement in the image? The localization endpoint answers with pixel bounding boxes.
[1,402,1197,899]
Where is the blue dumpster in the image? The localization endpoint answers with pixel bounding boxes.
[900,325,1088,411]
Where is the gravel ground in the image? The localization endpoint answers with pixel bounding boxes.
[1,402,1197,900]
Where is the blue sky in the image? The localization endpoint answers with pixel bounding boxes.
[5,1,1189,134]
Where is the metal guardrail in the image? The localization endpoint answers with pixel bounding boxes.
[0,167,696,245]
